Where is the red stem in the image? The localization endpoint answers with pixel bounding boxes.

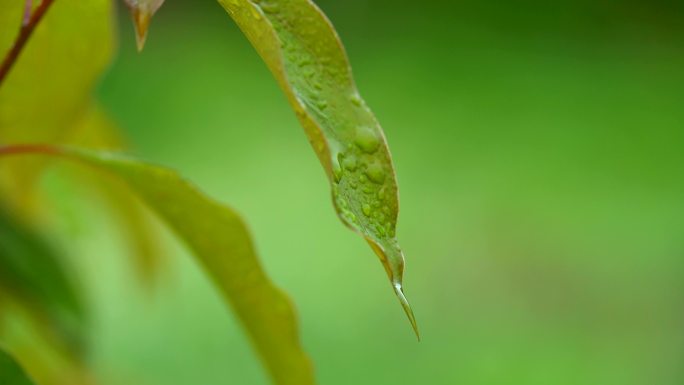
[0,0,56,87]
[0,144,62,157]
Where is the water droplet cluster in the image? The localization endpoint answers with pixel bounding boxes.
[329,96,396,239]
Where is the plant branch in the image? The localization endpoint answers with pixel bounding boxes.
[0,0,56,87]
[0,144,62,157]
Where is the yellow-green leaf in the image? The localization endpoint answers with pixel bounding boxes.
[0,145,314,385]
[217,0,417,335]
[0,0,114,209]
[0,348,35,385]
[64,105,166,286]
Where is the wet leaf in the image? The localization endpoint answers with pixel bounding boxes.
[217,0,418,336]
[0,348,35,385]
[123,0,166,51]
[0,145,314,385]
[0,204,87,355]
[0,0,114,210]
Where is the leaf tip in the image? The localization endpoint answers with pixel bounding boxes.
[393,282,420,341]
[131,8,151,52]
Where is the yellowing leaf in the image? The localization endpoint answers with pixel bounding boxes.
[0,145,314,385]
[0,0,114,210]
[0,348,35,385]
[123,0,166,51]
[217,0,417,335]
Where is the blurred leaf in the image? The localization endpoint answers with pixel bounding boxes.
[64,105,165,286]
[217,0,417,335]
[0,145,314,385]
[122,0,166,51]
[0,0,114,209]
[0,317,96,385]
[0,347,35,385]
[0,204,86,355]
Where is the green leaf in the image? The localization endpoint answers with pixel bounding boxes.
[65,104,166,286]
[217,0,418,335]
[0,348,35,385]
[0,205,86,355]
[0,0,114,208]
[0,145,314,385]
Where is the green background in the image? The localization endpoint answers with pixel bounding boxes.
[62,1,684,384]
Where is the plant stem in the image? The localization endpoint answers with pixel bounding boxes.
[0,0,56,88]
[0,144,62,157]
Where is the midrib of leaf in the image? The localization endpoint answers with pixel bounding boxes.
[217,0,418,336]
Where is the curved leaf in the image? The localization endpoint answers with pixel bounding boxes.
[64,105,165,285]
[0,145,314,385]
[217,0,417,335]
[0,348,35,385]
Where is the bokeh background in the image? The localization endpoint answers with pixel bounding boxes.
[48,0,684,384]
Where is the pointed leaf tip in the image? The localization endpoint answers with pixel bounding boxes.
[132,8,150,52]
[124,0,166,51]
[394,283,420,341]
[367,239,419,338]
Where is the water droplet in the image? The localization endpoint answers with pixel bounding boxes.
[342,154,357,171]
[377,188,386,200]
[337,197,348,209]
[332,163,342,182]
[354,126,380,153]
[362,203,372,216]
[350,93,362,107]
[386,222,395,237]
[316,100,328,110]
[365,162,385,184]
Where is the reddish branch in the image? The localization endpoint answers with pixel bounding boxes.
[0,144,62,157]
[0,0,56,87]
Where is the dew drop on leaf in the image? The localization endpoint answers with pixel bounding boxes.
[365,162,385,184]
[362,203,371,216]
[354,126,380,153]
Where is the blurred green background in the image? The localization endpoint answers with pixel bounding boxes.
[56,0,684,384]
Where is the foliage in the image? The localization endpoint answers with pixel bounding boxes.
[0,348,35,385]
[0,0,414,384]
